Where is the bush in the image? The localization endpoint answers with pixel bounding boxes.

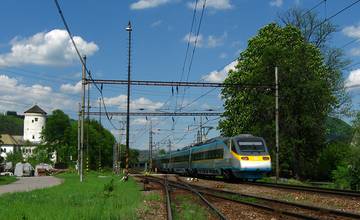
[332,146,360,190]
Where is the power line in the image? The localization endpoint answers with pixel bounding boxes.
[180,0,199,82]
[85,79,273,88]
[53,0,118,130]
[87,112,222,116]
[178,0,207,111]
[340,38,360,49]
[302,0,326,17]
[313,0,360,30]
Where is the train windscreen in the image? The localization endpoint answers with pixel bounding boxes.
[237,140,266,152]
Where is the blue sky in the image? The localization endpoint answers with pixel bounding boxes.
[1,0,360,151]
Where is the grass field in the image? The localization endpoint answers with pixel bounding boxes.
[0,176,17,185]
[0,172,144,220]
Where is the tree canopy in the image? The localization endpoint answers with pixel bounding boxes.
[0,114,23,135]
[41,110,116,169]
[220,23,340,179]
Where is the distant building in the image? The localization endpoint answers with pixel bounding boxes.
[0,105,46,160]
[23,105,47,143]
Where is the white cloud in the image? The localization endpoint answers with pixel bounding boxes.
[270,0,283,7]
[201,60,237,83]
[207,32,227,48]
[183,32,227,48]
[0,74,76,113]
[151,20,163,28]
[345,69,360,88]
[104,95,164,111]
[60,81,82,94]
[0,29,98,67]
[130,0,170,10]
[133,118,148,125]
[342,25,360,39]
[183,33,204,47]
[350,48,360,56]
[188,0,233,10]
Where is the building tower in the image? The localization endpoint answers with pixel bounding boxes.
[23,105,47,143]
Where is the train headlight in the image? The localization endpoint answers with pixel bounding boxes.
[240,156,249,160]
[263,156,270,160]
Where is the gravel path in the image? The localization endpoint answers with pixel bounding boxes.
[0,176,63,196]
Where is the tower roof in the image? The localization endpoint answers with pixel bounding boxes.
[24,105,47,115]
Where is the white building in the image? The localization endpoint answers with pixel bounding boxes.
[23,105,47,143]
[0,105,46,160]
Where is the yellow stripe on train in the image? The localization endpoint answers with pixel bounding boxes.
[231,152,271,161]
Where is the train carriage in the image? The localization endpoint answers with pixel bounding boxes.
[155,134,271,181]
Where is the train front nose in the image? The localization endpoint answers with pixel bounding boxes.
[235,156,272,179]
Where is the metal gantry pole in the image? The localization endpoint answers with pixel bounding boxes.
[77,103,81,175]
[275,66,280,183]
[86,74,90,173]
[98,97,102,171]
[149,119,153,172]
[80,56,87,182]
[125,21,132,178]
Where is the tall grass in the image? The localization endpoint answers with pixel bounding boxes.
[0,172,143,220]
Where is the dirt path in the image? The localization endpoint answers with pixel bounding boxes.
[0,176,63,196]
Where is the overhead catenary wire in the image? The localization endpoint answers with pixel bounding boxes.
[302,0,326,16]
[178,0,207,111]
[313,0,360,30]
[53,0,119,130]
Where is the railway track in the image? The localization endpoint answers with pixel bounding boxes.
[139,175,173,220]
[144,175,360,220]
[246,181,360,198]
[137,174,227,220]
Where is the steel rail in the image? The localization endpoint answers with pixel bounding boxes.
[148,175,360,219]
[198,190,318,220]
[171,176,317,220]
[182,181,360,219]
[164,175,173,220]
[248,182,360,198]
[143,175,227,220]
[141,176,173,220]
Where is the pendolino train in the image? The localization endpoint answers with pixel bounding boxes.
[154,134,271,181]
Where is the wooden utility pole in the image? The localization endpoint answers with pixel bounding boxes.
[80,56,87,182]
[125,21,132,178]
[275,66,280,183]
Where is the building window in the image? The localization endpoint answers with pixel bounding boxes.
[32,120,34,123]
[32,135,35,139]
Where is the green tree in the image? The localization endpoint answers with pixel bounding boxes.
[118,144,140,168]
[278,8,351,116]
[27,145,52,167]
[41,110,116,169]
[0,114,23,135]
[220,24,338,179]
[158,149,166,155]
[5,150,23,165]
[41,110,71,163]
[332,112,360,190]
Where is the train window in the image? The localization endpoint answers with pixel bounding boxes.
[237,140,265,152]
[230,140,238,154]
